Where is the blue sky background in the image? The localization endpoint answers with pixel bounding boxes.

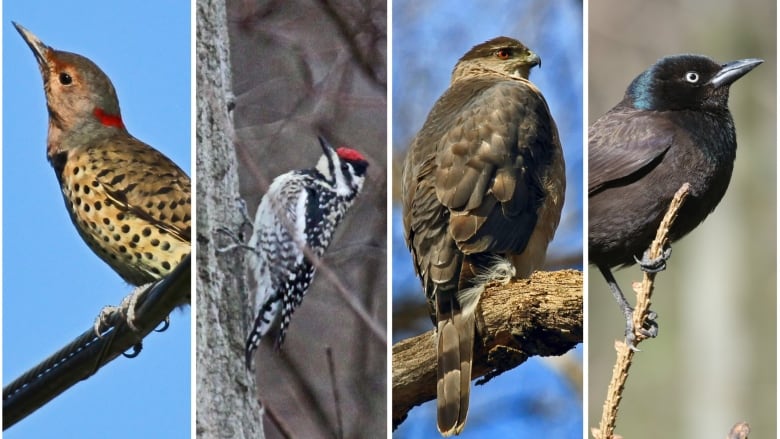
[3,2,191,438]
[392,0,583,437]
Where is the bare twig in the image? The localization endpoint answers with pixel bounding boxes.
[727,421,750,439]
[593,183,690,439]
[326,347,344,439]
[264,400,294,439]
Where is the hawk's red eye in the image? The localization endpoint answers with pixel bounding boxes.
[496,49,511,60]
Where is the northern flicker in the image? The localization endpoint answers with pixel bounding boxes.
[14,23,191,318]
[402,37,565,435]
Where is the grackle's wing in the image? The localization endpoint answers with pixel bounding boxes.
[588,106,675,195]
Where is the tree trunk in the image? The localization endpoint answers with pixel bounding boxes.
[196,0,265,437]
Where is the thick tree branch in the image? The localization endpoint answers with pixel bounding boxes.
[392,269,582,429]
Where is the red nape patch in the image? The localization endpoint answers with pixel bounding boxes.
[93,108,125,129]
[336,147,366,163]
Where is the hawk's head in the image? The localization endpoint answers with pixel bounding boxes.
[453,36,540,81]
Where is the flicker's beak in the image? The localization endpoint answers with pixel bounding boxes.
[13,22,51,69]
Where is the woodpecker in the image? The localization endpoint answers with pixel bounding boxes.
[226,136,368,369]
[401,37,565,435]
[14,23,191,328]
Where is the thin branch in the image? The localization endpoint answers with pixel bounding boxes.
[392,269,582,429]
[593,183,690,439]
[727,421,750,439]
[326,347,344,439]
[264,400,294,439]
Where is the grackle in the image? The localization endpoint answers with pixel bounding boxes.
[589,54,762,347]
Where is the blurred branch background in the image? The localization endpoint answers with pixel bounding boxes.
[588,0,776,437]
[224,0,387,437]
[392,1,583,437]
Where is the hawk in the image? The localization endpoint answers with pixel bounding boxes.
[401,36,566,435]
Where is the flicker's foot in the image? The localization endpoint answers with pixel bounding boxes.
[123,282,155,332]
[155,317,170,333]
[93,305,121,337]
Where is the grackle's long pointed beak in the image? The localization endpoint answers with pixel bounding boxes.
[710,58,763,88]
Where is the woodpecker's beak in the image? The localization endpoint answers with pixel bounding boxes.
[709,58,763,88]
[317,135,336,156]
[13,22,51,70]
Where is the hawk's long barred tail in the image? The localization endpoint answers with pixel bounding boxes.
[243,136,368,369]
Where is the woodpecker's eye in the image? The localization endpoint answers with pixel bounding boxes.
[496,48,511,60]
[684,71,699,83]
[59,72,73,85]
[341,162,350,173]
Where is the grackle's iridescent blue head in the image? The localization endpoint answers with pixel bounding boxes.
[626,55,763,111]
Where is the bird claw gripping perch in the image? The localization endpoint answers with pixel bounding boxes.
[635,245,672,273]
[92,282,156,337]
[624,310,659,350]
[215,197,258,255]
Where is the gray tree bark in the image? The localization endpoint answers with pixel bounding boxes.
[196,0,265,437]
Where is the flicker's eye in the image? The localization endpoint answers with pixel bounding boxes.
[496,48,511,60]
[59,72,73,85]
